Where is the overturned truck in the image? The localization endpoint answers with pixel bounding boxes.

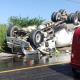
[6,10,80,60]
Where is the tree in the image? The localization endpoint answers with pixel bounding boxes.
[9,16,45,27]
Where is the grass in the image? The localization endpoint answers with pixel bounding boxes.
[0,24,7,52]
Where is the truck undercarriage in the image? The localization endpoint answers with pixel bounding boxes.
[6,9,80,61]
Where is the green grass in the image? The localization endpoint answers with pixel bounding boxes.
[0,24,7,52]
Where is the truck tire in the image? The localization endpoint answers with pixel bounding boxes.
[59,9,67,15]
[29,30,44,48]
[51,12,61,22]
[75,11,80,21]
[67,13,78,24]
[7,25,19,37]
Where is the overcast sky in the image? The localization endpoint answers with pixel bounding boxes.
[0,0,80,23]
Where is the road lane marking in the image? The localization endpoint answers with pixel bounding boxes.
[0,62,69,74]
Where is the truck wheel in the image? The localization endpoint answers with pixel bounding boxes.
[29,30,44,48]
[75,11,80,21]
[51,12,61,22]
[7,25,19,37]
[59,9,67,15]
[67,13,78,24]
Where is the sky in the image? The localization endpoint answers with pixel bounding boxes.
[0,0,80,23]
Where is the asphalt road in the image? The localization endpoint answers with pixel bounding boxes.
[0,63,79,80]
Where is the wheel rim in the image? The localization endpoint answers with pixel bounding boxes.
[35,33,41,43]
[12,28,18,37]
[73,16,78,24]
[56,12,61,21]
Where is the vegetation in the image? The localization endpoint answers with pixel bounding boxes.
[9,16,44,27]
[0,24,7,52]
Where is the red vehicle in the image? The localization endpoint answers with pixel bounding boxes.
[71,27,80,77]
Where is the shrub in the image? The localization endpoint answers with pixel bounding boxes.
[8,16,45,27]
[0,24,7,52]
